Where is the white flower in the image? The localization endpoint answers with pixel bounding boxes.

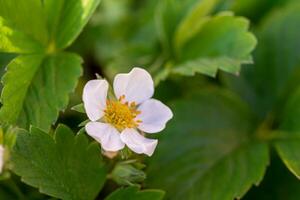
[83,67,173,156]
[0,145,4,173]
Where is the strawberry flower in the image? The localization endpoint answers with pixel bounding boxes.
[83,68,173,156]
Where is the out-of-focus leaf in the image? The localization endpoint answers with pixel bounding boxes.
[71,103,85,113]
[91,0,160,79]
[0,53,82,131]
[275,136,300,179]
[274,87,300,179]
[45,0,101,49]
[105,186,165,200]
[156,0,198,53]
[173,56,248,77]
[242,155,300,200]
[173,12,256,77]
[174,0,218,50]
[225,2,300,117]
[11,125,107,200]
[147,89,269,200]
[0,53,15,68]
[217,0,290,23]
[0,0,48,46]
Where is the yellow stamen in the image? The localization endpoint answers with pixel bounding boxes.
[104,95,142,131]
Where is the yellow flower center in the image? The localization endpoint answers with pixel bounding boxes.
[104,95,142,131]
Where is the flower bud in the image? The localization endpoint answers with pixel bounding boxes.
[110,162,146,186]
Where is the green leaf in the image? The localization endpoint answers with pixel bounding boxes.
[71,103,85,113]
[219,0,290,23]
[275,137,300,179]
[173,12,256,77]
[0,0,48,47]
[0,53,82,131]
[11,124,107,200]
[45,0,101,49]
[243,155,300,200]
[105,186,165,200]
[227,2,300,116]
[147,89,269,200]
[0,17,44,53]
[173,56,251,77]
[156,0,199,53]
[274,87,300,179]
[174,0,218,50]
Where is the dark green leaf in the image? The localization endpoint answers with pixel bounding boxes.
[243,155,300,200]
[275,87,300,179]
[226,2,300,116]
[11,124,107,200]
[0,52,82,131]
[105,186,165,200]
[147,89,269,200]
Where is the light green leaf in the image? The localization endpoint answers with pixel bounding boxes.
[156,0,198,53]
[174,0,218,50]
[147,89,269,200]
[71,103,85,113]
[173,56,252,77]
[11,124,107,200]
[45,0,101,49]
[275,137,300,180]
[0,17,44,53]
[0,0,48,46]
[173,12,256,77]
[105,186,165,200]
[0,53,82,131]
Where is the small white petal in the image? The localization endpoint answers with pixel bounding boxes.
[137,99,173,133]
[83,79,108,121]
[113,67,154,104]
[0,145,4,173]
[120,128,158,156]
[85,122,125,152]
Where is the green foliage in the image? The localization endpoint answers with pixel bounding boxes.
[1,0,300,199]
[0,53,82,131]
[243,155,300,200]
[173,12,256,77]
[147,89,269,200]
[105,186,165,200]
[90,0,256,81]
[0,0,49,48]
[0,16,44,53]
[0,0,100,131]
[45,0,101,49]
[11,125,107,200]
[224,1,300,116]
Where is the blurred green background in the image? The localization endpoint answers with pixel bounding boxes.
[1,0,300,199]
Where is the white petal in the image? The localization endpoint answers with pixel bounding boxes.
[83,79,108,121]
[0,145,4,173]
[113,67,154,104]
[85,122,125,152]
[120,128,158,156]
[137,99,173,133]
